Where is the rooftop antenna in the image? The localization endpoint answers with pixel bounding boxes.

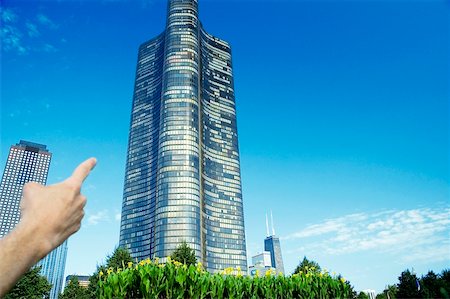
[265,213,270,237]
[271,210,275,236]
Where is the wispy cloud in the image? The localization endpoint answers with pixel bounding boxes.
[1,7,17,23]
[25,21,40,37]
[36,13,58,29]
[87,210,109,226]
[1,9,60,55]
[283,207,450,263]
[115,212,121,221]
[1,8,27,54]
[42,43,57,52]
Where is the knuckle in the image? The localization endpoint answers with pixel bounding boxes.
[81,196,87,206]
[65,182,81,193]
[23,182,38,192]
[74,223,81,233]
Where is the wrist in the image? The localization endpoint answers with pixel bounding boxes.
[15,219,53,262]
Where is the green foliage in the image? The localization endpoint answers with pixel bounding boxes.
[97,257,355,299]
[59,276,89,299]
[293,256,321,275]
[389,268,450,299]
[170,241,197,266]
[106,247,133,269]
[87,247,133,299]
[4,266,52,299]
[376,284,397,299]
[419,269,450,299]
[420,270,440,299]
[357,291,369,299]
[441,269,450,298]
[397,269,420,298]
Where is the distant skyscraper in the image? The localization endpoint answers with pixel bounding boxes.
[0,140,51,237]
[120,0,247,273]
[0,140,67,299]
[264,212,285,274]
[248,251,275,277]
[65,275,90,288]
[37,241,68,299]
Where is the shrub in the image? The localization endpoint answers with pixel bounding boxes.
[98,257,354,299]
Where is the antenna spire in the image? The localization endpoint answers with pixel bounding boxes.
[265,213,270,237]
[271,210,275,236]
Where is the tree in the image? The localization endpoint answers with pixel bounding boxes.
[376,284,397,299]
[440,269,450,298]
[59,276,89,299]
[170,241,197,266]
[293,256,321,274]
[4,266,52,299]
[357,291,369,299]
[87,247,133,298]
[419,270,441,299]
[397,269,420,298]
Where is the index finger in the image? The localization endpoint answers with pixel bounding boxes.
[67,158,97,185]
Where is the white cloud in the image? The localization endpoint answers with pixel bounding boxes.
[283,213,367,239]
[1,10,60,55]
[25,21,40,37]
[87,210,109,226]
[1,8,27,54]
[283,207,450,262]
[1,8,18,23]
[402,240,450,263]
[36,13,58,29]
[42,43,57,52]
[115,213,121,221]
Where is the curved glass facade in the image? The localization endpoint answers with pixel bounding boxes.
[154,0,202,260]
[200,28,247,272]
[120,34,165,261]
[120,0,247,273]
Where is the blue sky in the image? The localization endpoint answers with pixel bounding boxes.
[1,0,449,293]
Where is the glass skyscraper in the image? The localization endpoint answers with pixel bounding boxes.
[0,140,67,299]
[120,0,247,273]
[0,140,52,237]
[264,212,285,274]
[36,241,68,299]
[264,236,285,275]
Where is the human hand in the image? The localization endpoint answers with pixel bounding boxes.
[19,158,97,258]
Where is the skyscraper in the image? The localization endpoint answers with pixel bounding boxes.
[120,0,247,273]
[264,212,285,274]
[0,140,52,237]
[0,140,67,299]
[37,241,68,299]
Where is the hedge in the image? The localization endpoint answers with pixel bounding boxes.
[98,257,353,299]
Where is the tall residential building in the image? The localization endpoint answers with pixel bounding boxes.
[0,140,67,299]
[120,0,247,273]
[264,212,285,274]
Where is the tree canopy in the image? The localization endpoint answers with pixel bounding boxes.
[376,268,450,299]
[4,266,52,299]
[375,284,397,299]
[59,276,89,299]
[170,241,197,266]
[293,256,321,274]
[87,247,133,298]
[397,269,421,298]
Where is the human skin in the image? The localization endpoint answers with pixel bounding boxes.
[0,158,96,297]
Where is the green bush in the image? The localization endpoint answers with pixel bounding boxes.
[98,257,354,299]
